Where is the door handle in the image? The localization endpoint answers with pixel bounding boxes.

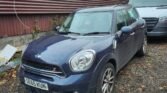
[130,32,135,36]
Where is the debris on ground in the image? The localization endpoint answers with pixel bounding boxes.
[0,44,17,66]
[0,58,21,73]
[0,44,22,73]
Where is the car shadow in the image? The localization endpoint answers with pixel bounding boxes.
[148,37,167,44]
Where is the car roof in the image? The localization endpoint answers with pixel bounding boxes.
[77,4,132,13]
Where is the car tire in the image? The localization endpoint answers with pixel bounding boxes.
[96,63,116,93]
[137,36,147,57]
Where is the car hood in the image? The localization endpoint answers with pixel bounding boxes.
[136,7,167,18]
[23,34,114,66]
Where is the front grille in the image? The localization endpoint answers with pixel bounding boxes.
[143,17,159,32]
[22,60,65,77]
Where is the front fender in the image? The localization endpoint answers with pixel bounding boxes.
[89,52,117,88]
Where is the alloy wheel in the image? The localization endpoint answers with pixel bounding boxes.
[101,68,115,93]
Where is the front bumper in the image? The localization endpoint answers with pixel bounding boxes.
[147,26,167,37]
[147,31,167,37]
[19,67,96,93]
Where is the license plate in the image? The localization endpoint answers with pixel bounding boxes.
[24,77,49,91]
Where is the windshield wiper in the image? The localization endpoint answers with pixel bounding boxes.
[159,5,167,6]
[58,31,81,35]
[83,32,110,36]
[68,32,81,35]
[158,5,167,8]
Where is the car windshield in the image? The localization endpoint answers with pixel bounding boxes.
[59,11,113,35]
[129,0,167,7]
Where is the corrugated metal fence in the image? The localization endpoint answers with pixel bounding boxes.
[0,0,127,37]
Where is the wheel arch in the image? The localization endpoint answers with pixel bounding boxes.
[108,58,117,72]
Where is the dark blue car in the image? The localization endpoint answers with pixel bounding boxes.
[19,5,147,93]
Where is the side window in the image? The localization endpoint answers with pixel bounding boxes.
[116,10,126,31]
[122,10,132,26]
[59,14,73,32]
[128,8,139,23]
[116,8,139,31]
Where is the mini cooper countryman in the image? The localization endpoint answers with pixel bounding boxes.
[19,5,147,93]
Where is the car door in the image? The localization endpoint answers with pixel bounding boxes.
[128,8,145,52]
[115,10,136,68]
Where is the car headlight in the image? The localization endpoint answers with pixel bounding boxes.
[69,49,96,72]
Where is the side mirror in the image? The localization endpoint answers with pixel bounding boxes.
[137,19,145,27]
[121,26,133,34]
[53,26,60,32]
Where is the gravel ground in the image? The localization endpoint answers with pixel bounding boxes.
[0,38,167,93]
[115,38,167,93]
